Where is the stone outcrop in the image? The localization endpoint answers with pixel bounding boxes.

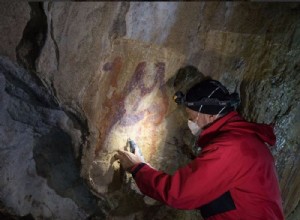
[0,1,300,219]
[0,56,105,219]
[0,1,30,63]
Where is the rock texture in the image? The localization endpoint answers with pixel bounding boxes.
[0,1,30,63]
[0,1,300,219]
[0,56,106,219]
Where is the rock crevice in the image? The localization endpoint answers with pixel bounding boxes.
[16,2,47,71]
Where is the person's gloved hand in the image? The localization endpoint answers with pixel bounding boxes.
[115,149,144,171]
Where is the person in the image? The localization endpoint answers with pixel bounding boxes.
[116,78,284,219]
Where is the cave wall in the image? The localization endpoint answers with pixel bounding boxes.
[0,1,300,219]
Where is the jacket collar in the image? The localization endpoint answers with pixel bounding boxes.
[197,111,242,148]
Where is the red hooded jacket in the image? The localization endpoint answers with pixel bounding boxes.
[131,111,284,219]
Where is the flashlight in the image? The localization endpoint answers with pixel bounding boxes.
[128,138,144,161]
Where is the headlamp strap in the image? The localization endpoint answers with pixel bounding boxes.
[174,91,240,108]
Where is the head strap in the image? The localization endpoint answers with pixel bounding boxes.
[174,91,240,108]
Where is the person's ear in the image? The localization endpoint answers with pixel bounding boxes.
[202,114,211,124]
[210,114,218,122]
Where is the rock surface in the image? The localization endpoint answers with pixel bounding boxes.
[0,1,30,62]
[0,57,103,219]
[0,1,300,219]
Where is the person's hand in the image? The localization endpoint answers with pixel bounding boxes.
[115,149,144,171]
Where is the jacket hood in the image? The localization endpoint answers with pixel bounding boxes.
[197,111,276,148]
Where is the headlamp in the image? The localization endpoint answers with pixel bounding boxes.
[173,91,186,105]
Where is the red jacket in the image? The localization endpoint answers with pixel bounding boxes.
[131,111,284,219]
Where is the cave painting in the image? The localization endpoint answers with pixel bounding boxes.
[97,57,169,158]
[83,39,184,195]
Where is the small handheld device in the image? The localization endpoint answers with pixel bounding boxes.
[128,138,143,155]
[128,138,145,162]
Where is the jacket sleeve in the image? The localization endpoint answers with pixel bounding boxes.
[133,144,241,210]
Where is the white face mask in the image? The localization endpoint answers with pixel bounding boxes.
[188,120,201,136]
